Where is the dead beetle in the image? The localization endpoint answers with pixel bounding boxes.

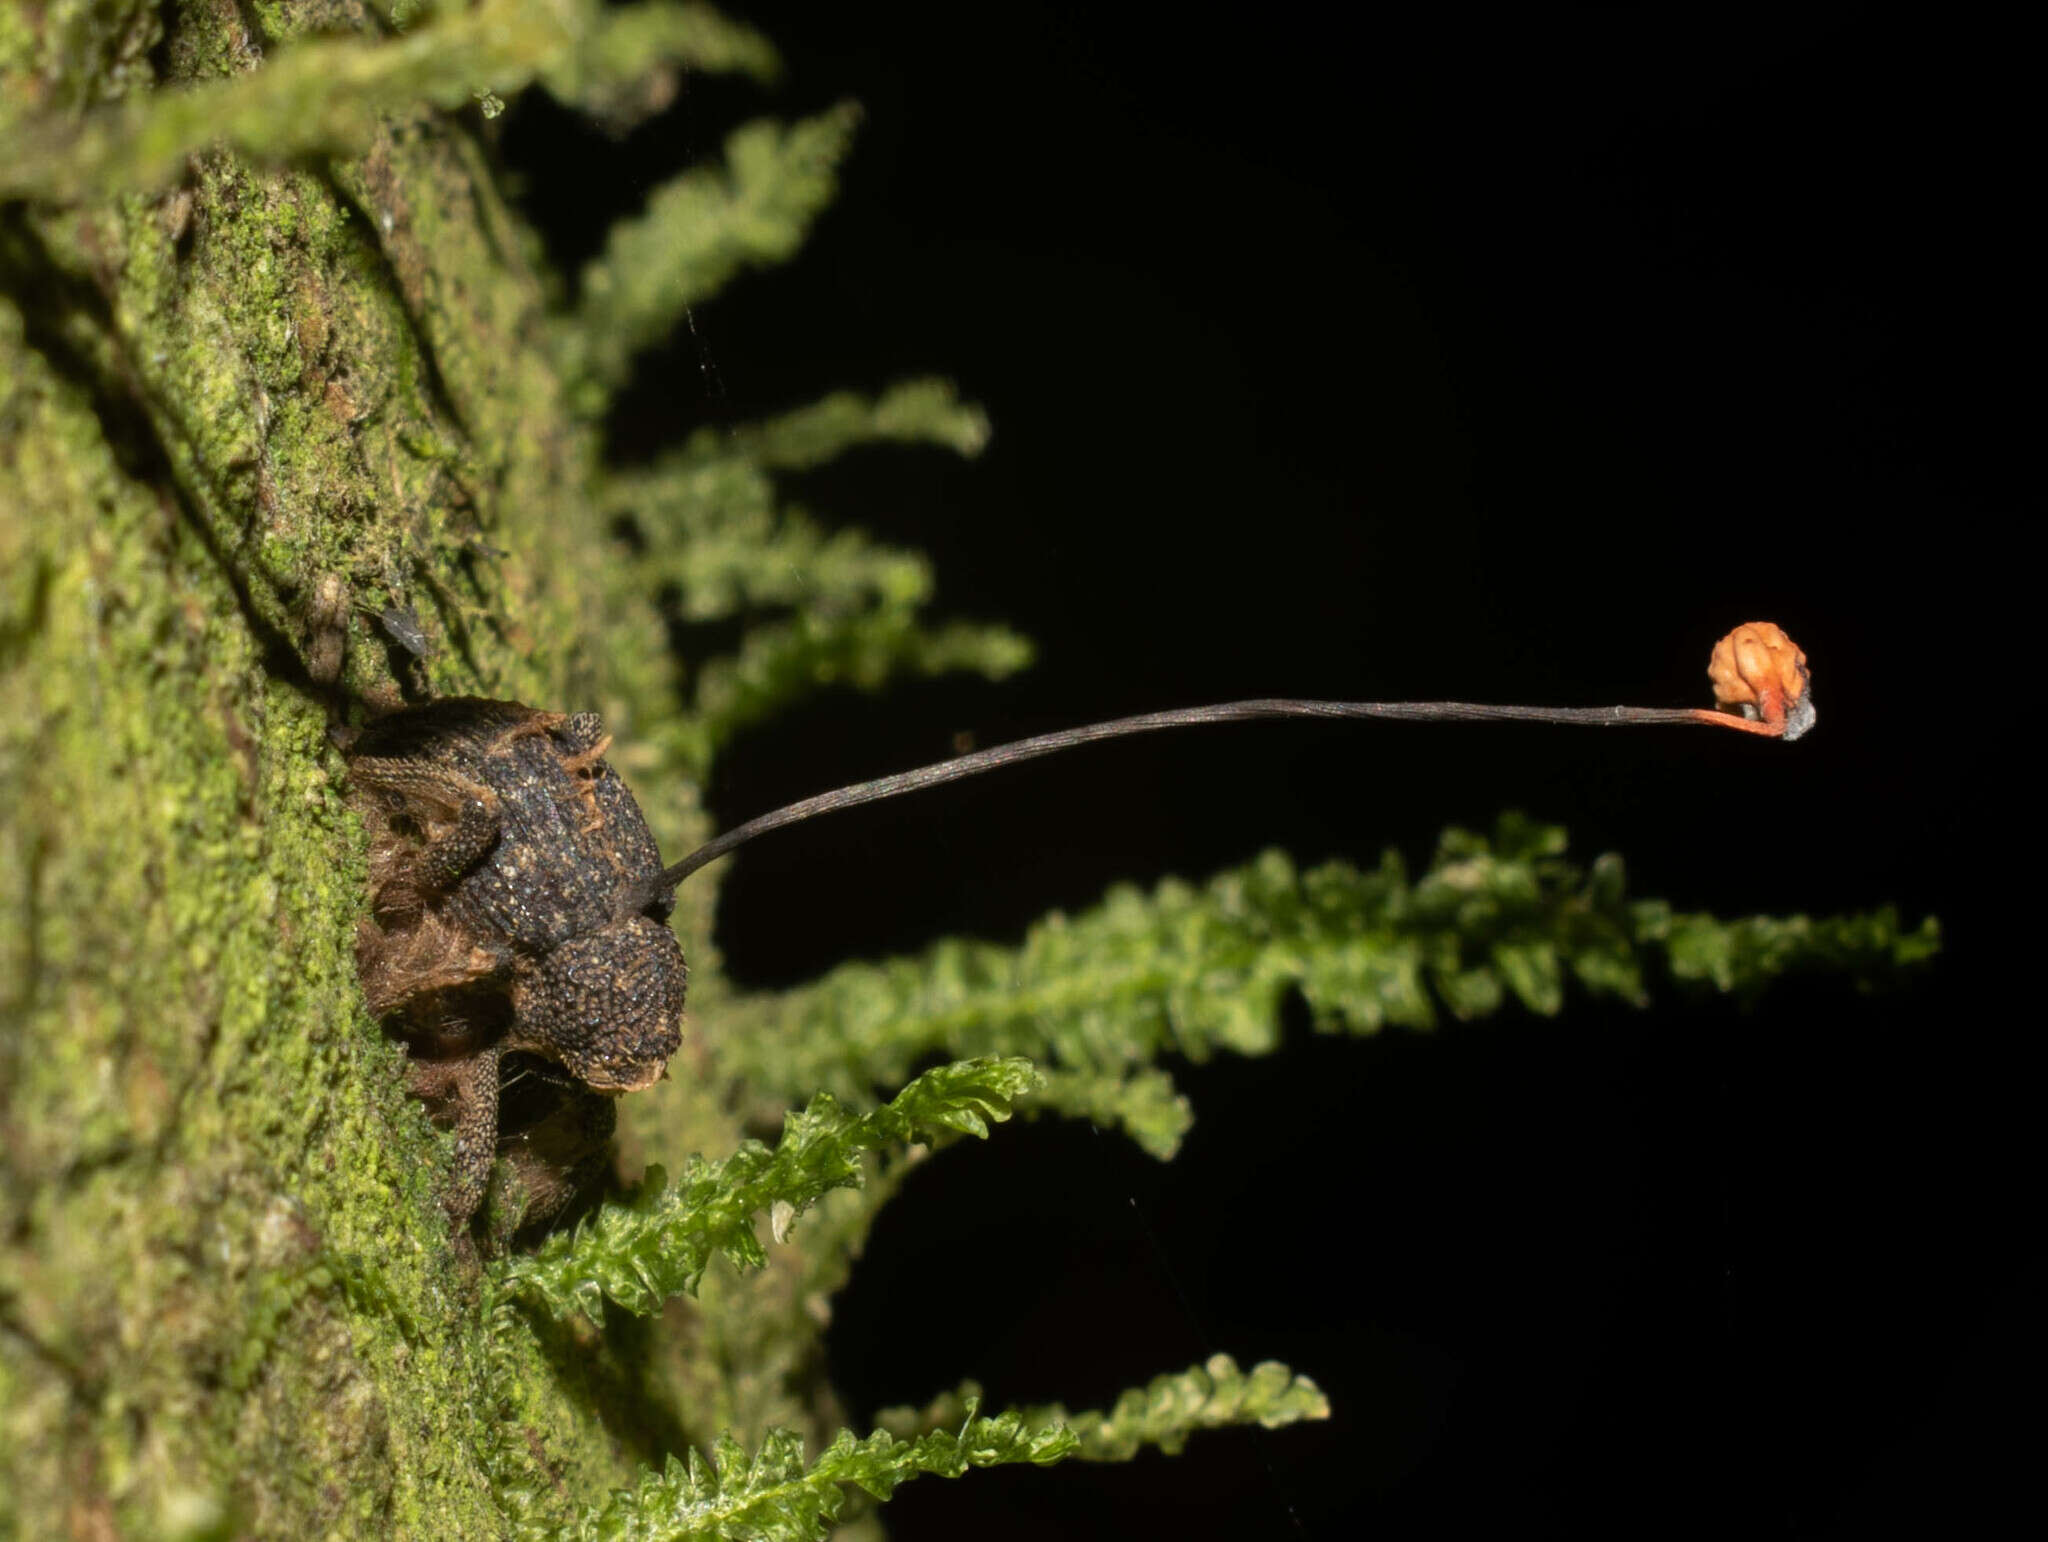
[343,624,1809,1242]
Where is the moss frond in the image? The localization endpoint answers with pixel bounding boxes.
[602,380,989,618]
[717,814,1941,1158]
[561,103,863,402]
[566,1407,1075,1542]
[567,1353,1324,1541]
[1,1,776,204]
[1641,899,1941,993]
[680,377,993,470]
[501,1057,1040,1325]
[596,378,1029,773]
[565,2,781,99]
[679,608,1033,772]
[649,500,935,617]
[879,1353,1330,1460]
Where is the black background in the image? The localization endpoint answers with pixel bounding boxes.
[502,6,2028,1537]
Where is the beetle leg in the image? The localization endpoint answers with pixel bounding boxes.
[349,757,503,890]
[438,1043,502,1232]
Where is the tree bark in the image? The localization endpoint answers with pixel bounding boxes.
[0,5,816,1535]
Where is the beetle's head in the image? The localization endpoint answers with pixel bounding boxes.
[516,915,686,1093]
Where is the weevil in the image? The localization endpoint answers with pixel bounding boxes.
[345,699,684,1237]
[345,623,1812,1242]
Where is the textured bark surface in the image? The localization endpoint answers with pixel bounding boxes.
[0,5,833,1535]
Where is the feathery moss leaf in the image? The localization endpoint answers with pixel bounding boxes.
[502,1057,1040,1324]
[680,378,992,471]
[679,608,1033,771]
[649,502,935,618]
[1642,901,1941,991]
[569,1353,1325,1541]
[597,377,1023,771]
[569,1,781,97]
[0,0,775,203]
[719,814,1940,1157]
[1044,1354,1330,1458]
[567,1405,1075,1542]
[563,104,862,400]
[878,1353,1330,1461]
[603,380,988,619]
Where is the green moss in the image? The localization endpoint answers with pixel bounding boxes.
[0,0,918,1523]
[0,3,739,1530]
[0,0,162,113]
[1,1,779,203]
[2,292,510,1533]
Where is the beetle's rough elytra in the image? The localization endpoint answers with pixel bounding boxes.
[344,623,1811,1243]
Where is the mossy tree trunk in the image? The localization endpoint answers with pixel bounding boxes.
[0,7,1939,1538]
[1,5,810,1535]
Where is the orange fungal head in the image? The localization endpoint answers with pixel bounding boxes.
[1706,622,1814,740]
